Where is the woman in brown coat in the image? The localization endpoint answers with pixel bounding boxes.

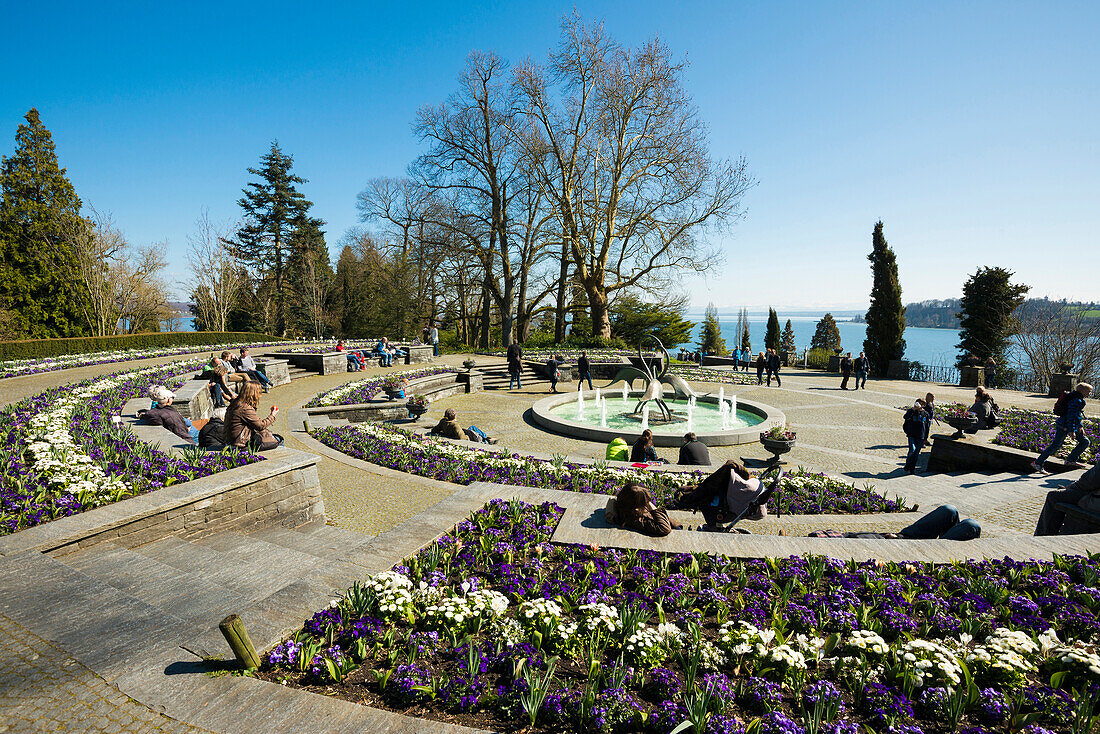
[605,483,680,537]
[225,382,282,451]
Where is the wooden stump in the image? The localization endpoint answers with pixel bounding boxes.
[219,614,261,670]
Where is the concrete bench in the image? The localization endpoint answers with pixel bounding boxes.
[1056,502,1100,533]
[928,431,1079,474]
[121,398,196,457]
[172,380,214,421]
[257,358,290,387]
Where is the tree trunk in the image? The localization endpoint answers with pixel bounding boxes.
[587,285,611,339]
[554,237,570,342]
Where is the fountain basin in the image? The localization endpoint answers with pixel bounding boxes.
[531,392,785,447]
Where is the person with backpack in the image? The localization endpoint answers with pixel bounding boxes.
[903,398,930,474]
[1032,382,1093,473]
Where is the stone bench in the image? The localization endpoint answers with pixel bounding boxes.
[927,431,1080,474]
[172,379,214,421]
[1056,502,1100,533]
[257,358,290,386]
[266,351,347,375]
[403,344,434,364]
[122,397,197,457]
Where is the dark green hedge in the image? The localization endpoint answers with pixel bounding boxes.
[0,332,277,361]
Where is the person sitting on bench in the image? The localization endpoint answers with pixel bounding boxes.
[1035,462,1100,536]
[670,460,771,529]
[141,385,199,444]
[677,432,711,466]
[604,483,681,537]
[809,504,981,540]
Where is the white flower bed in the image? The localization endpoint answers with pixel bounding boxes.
[25,364,177,507]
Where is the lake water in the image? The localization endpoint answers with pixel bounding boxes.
[683,315,961,368]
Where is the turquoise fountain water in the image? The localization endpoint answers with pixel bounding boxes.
[550,387,764,435]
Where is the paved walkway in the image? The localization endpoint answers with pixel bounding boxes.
[0,612,210,734]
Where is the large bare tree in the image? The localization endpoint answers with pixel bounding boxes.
[187,209,245,332]
[514,17,754,337]
[1014,300,1100,388]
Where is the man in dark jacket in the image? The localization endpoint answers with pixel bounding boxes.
[1033,383,1093,472]
[506,341,523,389]
[766,349,782,387]
[903,398,930,474]
[854,352,869,389]
[840,353,853,390]
[677,432,711,466]
[577,351,593,390]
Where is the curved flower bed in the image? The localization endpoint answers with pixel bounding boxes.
[304,366,460,408]
[1,361,260,536]
[670,366,762,387]
[934,404,1098,466]
[261,499,1100,734]
[0,339,320,380]
[310,422,911,514]
[478,348,652,362]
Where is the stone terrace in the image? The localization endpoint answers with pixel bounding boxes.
[1,353,1097,732]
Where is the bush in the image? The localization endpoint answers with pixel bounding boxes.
[806,348,832,370]
[0,332,274,361]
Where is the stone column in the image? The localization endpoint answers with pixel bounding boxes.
[959,366,985,388]
[1049,373,1079,397]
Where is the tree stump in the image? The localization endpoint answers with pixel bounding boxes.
[219,614,261,670]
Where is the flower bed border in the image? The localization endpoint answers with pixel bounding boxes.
[0,447,323,557]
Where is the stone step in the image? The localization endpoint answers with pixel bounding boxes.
[188,531,369,595]
[58,542,252,626]
[132,535,314,601]
[0,551,188,679]
[247,523,375,565]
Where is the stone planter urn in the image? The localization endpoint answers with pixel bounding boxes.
[462,359,477,370]
[406,403,429,420]
[944,413,978,437]
[760,431,796,466]
[385,387,406,400]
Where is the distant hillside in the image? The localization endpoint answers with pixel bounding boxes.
[848,297,1099,329]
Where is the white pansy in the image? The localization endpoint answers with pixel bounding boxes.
[896,639,962,687]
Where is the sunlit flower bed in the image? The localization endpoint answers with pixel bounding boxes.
[0,362,261,536]
[304,366,460,408]
[0,339,319,380]
[279,340,394,355]
[670,366,764,387]
[310,422,911,514]
[934,404,1098,466]
[261,499,1100,734]
[478,348,656,363]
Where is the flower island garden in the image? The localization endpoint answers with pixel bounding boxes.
[2,343,1098,734]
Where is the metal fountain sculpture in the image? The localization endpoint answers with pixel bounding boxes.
[610,335,698,422]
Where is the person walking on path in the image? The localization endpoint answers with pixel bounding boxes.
[840,352,853,390]
[506,340,523,390]
[1034,461,1100,535]
[577,351,594,390]
[755,351,766,385]
[984,357,997,389]
[766,349,782,387]
[429,323,440,357]
[741,347,751,371]
[854,352,869,389]
[903,398,930,474]
[546,355,562,393]
[1032,383,1093,473]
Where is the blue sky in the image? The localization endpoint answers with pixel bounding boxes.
[2,1,1097,311]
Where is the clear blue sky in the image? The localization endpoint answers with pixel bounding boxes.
[2,1,1097,311]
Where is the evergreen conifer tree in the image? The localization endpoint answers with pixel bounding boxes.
[0,109,87,338]
[863,220,906,376]
[232,142,315,335]
[740,309,751,352]
[956,267,1030,365]
[811,313,842,352]
[698,303,727,355]
[765,308,781,351]
[781,319,796,353]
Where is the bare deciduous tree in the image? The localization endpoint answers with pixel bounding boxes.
[1014,300,1100,387]
[187,209,245,332]
[515,17,755,337]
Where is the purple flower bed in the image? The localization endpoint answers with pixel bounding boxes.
[260,499,1100,733]
[310,423,912,514]
[304,366,460,407]
[0,362,261,536]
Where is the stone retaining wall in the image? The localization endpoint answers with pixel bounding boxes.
[0,448,324,557]
[266,352,347,376]
[259,358,291,386]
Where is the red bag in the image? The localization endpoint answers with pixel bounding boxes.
[1053,390,1072,417]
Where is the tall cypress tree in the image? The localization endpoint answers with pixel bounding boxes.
[765,308,781,351]
[232,142,315,335]
[0,109,87,338]
[956,267,1029,365]
[863,220,906,376]
[781,319,796,353]
[698,303,727,355]
[740,308,751,352]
